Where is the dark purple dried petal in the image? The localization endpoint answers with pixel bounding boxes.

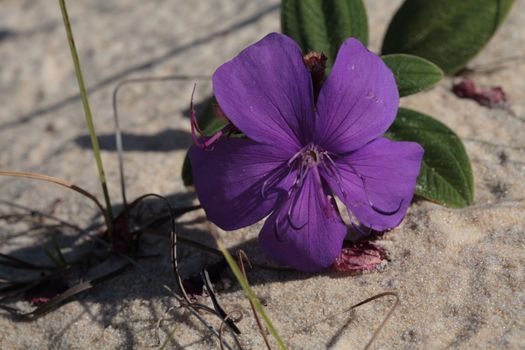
[452,78,508,108]
[333,241,389,274]
[452,78,477,98]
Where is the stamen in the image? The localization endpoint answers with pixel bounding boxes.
[287,209,307,230]
[260,165,293,199]
[315,168,333,218]
[192,127,230,150]
[297,162,308,187]
[324,153,347,199]
[200,128,224,148]
[342,161,403,216]
[190,84,234,150]
[287,149,303,167]
[272,191,297,243]
[285,182,308,230]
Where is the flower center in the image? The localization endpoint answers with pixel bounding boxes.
[283,143,327,190]
[298,143,324,168]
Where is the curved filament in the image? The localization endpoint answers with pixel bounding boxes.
[273,216,290,242]
[260,164,294,200]
[324,153,347,199]
[284,185,306,230]
[190,84,233,150]
[341,160,403,216]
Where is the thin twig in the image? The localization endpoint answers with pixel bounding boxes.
[127,193,194,304]
[219,310,244,350]
[0,263,130,321]
[0,196,234,348]
[302,292,400,350]
[0,253,56,271]
[108,193,237,349]
[202,268,241,335]
[0,171,109,229]
[112,75,209,206]
[90,232,235,350]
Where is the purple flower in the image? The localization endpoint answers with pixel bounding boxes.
[190,33,423,272]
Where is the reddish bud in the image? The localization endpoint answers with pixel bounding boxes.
[304,51,327,84]
[304,51,327,101]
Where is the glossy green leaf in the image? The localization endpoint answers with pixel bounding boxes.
[386,108,474,207]
[382,0,515,74]
[382,54,443,97]
[281,0,368,68]
[182,96,227,186]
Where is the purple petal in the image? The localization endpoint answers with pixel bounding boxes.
[315,38,399,154]
[258,169,347,272]
[323,138,423,231]
[190,138,295,231]
[213,33,315,150]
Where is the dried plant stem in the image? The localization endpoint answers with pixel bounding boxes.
[219,310,244,350]
[58,0,114,235]
[303,291,399,349]
[0,171,110,228]
[362,292,399,350]
[112,75,209,206]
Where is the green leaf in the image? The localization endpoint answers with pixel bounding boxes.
[382,0,515,74]
[386,108,474,207]
[281,0,368,68]
[382,54,443,97]
[181,96,228,186]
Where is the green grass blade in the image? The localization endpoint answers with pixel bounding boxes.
[218,242,288,349]
[58,0,114,233]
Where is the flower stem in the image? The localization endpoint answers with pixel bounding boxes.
[58,0,114,236]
